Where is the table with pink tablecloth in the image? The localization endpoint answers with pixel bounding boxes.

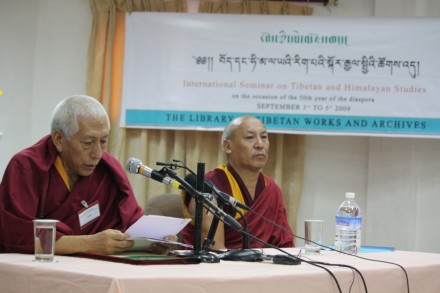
[1,248,439,293]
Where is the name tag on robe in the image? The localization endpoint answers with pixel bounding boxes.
[78,201,100,228]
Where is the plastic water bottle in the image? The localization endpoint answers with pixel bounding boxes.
[334,192,362,254]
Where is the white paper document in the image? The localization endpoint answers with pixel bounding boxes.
[126,215,191,239]
[125,215,192,251]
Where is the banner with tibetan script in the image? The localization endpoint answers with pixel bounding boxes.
[121,13,440,138]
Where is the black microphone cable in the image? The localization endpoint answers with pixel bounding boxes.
[246,208,409,293]
[181,176,363,292]
[224,228,346,293]
[346,253,409,293]
[198,203,345,292]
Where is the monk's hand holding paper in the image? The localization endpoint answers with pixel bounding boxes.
[149,235,178,255]
[88,229,134,255]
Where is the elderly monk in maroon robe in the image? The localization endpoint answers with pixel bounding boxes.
[182,116,294,249]
[0,95,173,255]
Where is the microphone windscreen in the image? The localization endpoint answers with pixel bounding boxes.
[126,157,142,173]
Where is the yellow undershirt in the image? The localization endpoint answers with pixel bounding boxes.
[54,155,70,191]
[217,164,248,218]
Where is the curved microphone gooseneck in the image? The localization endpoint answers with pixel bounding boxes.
[162,164,243,263]
[184,173,250,250]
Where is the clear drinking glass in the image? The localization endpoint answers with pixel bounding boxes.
[33,219,58,262]
[304,219,323,255]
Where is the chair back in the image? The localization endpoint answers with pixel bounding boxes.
[144,193,185,219]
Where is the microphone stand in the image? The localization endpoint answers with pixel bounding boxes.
[189,174,248,252]
[193,163,204,254]
[240,212,250,249]
[204,204,250,251]
[164,163,219,263]
[202,201,224,251]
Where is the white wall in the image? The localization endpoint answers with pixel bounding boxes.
[295,0,440,254]
[0,0,439,253]
[0,0,91,171]
[0,0,39,168]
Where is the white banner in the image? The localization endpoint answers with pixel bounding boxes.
[121,12,440,138]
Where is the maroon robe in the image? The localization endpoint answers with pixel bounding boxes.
[182,165,294,249]
[0,135,144,253]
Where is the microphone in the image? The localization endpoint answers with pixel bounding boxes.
[125,158,242,231]
[125,157,181,190]
[184,173,250,211]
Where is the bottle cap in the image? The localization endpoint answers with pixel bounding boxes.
[345,192,355,199]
